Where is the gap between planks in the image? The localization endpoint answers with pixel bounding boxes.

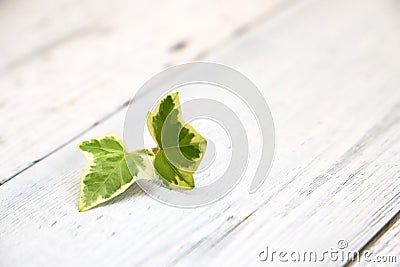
[346,210,400,267]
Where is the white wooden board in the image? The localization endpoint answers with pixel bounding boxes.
[353,214,400,266]
[1,0,400,266]
[0,0,286,183]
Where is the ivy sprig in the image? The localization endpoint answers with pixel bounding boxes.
[78,92,207,212]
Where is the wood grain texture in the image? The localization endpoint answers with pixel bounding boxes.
[1,0,400,266]
[352,214,400,266]
[0,0,286,183]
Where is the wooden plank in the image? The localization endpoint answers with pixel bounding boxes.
[1,0,400,266]
[190,0,400,264]
[0,0,287,183]
[351,214,400,266]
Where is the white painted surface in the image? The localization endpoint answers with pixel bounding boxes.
[1,0,400,266]
[354,217,400,266]
[0,0,286,182]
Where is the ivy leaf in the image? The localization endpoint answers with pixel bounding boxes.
[147,92,207,189]
[78,133,154,212]
[154,150,195,189]
[77,92,207,212]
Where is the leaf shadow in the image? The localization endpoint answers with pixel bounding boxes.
[97,182,148,209]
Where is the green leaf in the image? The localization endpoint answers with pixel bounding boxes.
[78,133,154,212]
[154,150,195,189]
[146,92,180,147]
[147,92,207,189]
